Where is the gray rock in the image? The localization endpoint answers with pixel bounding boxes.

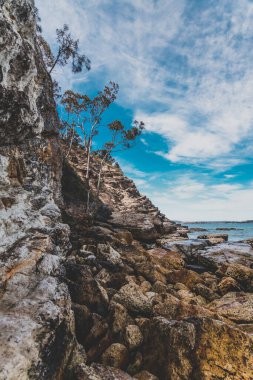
[0,2,76,378]
[113,283,153,316]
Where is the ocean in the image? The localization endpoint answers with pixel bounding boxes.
[185,221,253,242]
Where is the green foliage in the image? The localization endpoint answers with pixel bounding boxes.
[60,84,144,203]
[37,23,91,75]
[53,24,91,74]
[60,82,119,147]
[35,9,90,100]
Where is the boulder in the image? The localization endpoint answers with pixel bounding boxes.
[166,269,204,290]
[134,261,167,284]
[84,313,109,349]
[97,244,124,268]
[148,248,185,270]
[192,283,216,301]
[124,325,143,350]
[139,280,152,293]
[152,281,168,294]
[110,212,159,242]
[66,262,109,315]
[198,242,253,269]
[176,288,207,306]
[154,293,215,321]
[217,263,253,285]
[163,239,210,260]
[109,302,133,335]
[140,317,196,379]
[127,352,143,375]
[209,292,253,323]
[192,317,253,379]
[73,363,134,379]
[140,316,253,380]
[114,230,133,245]
[217,277,241,295]
[112,283,153,316]
[198,233,228,244]
[72,304,92,346]
[101,343,129,370]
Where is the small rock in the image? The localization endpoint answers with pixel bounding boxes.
[97,243,123,267]
[152,281,168,293]
[85,313,109,349]
[124,325,143,350]
[217,277,241,295]
[198,233,228,244]
[110,302,133,335]
[112,283,153,316]
[192,283,215,301]
[134,370,159,380]
[139,280,152,293]
[148,248,184,270]
[101,343,129,370]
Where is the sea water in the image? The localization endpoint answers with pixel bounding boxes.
[186,221,253,242]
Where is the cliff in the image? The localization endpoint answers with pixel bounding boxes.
[1,1,253,380]
[62,144,180,244]
[0,1,76,378]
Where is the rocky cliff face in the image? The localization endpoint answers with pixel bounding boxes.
[2,1,253,380]
[0,1,76,378]
[62,145,180,244]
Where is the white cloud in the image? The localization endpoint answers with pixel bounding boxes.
[36,0,186,101]
[36,0,253,167]
[148,176,253,221]
[224,174,236,179]
[140,138,148,146]
[116,159,147,178]
[133,178,149,189]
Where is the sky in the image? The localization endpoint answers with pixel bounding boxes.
[36,0,253,221]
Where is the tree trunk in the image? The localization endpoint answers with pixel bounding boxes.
[96,153,109,196]
[66,128,74,158]
[49,48,61,74]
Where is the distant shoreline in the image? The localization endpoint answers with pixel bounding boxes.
[179,220,253,224]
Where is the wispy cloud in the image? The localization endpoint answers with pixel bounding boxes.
[37,0,253,168]
[116,159,147,178]
[148,176,253,221]
[36,0,185,100]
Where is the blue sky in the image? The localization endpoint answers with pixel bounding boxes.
[37,0,253,221]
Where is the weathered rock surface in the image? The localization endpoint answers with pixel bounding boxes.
[0,1,75,378]
[140,316,253,380]
[209,292,253,323]
[72,363,134,380]
[124,325,143,350]
[64,147,178,242]
[112,283,153,316]
[197,242,253,268]
[197,233,228,244]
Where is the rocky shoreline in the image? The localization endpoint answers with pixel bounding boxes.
[1,1,253,379]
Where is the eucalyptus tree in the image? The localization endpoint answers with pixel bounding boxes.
[60,82,119,212]
[60,84,144,213]
[35,10,91,98]
[96,120,144,196]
